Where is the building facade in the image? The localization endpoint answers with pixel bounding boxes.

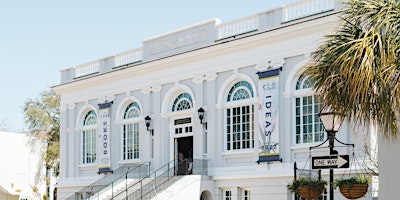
[54,0,376,199]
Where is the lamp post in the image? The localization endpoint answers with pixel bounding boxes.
[318,107,344,200]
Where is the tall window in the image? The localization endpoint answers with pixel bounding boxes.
[243,189,250,200]
[122,102,141,160]
[224,190,232,200]
[294,76,324,144]
[82,110,97,164]
[226,81,254,151]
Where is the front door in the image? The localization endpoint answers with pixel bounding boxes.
[176,136,193,175]
[173,117,194,175]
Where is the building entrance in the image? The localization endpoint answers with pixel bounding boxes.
[176,136,193,175]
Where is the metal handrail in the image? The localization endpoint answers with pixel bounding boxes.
[66,162,150,200]
[123,159,208,200]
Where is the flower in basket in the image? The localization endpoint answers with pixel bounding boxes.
[288,177,327,199]
[334,175,371,199]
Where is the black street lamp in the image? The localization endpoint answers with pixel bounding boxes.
[318,107,344,200]
[197,107,207,129]
[145,115,154,135]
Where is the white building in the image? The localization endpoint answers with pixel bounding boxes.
[53,0,377,199]
[0,131,46,200]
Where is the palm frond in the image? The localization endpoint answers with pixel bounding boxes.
[301,0,400,139]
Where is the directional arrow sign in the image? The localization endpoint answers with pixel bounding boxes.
[312,155,349,169]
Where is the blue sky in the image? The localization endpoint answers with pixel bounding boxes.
[0,0,298,132]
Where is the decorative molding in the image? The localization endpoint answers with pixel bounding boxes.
[106,95,115,102]
[193,75,205,84]
[97,97,105,104]
[255,58,286,71]
[97,95,115,103]
[141,86,152,94]
[152,84,162,93]
[67,104,76,110]
[193,73,218,83]
[147,29,208,55]
[272,58,285,68]
[205,73,218,81]
[142,84,162,94]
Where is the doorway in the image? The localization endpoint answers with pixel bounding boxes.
[176,136,193,175]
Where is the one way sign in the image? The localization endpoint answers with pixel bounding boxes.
[312,155,349,169]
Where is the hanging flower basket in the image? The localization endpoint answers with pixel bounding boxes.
[339,183,368,199]
[335,175,370,199]
[297,185,325,199]
[288,177,327,200]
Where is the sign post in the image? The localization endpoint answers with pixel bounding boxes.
[312,155,349,169]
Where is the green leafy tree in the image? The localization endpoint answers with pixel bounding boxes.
[300,0,400,139]
[23,88,60,175]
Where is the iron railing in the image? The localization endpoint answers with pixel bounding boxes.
[66,162,150,200]
[124,159,208,200]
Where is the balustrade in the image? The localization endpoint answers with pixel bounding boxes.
[283,0,335,22]
[60,0,339,83]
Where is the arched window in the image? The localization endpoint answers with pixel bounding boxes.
[82,110,97,164]
[172,93,193,111]
[226,81,254,151]
[171,92,194,135]
[295,75,313,90]
[122,102,141,160]
[227,81,254,101]
[294,76,324,144]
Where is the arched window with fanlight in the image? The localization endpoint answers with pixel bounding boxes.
[172,93,193,112]
[294,75,324,144]
[82,110,97,164]
[122,102,141,160]
[171,92,193,135]
[226,81,255,151]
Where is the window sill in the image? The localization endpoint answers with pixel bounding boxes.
[222,149,256,156]
[291,143,328,153]
[118,159,142,166]
[78,163,97,169]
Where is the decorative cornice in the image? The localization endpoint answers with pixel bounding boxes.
[142,84,162,94]
[193,75,205,84]
[205,73,217,81]
[97,95,115,104]
[141,86,152,94]
[67,104,76,110]
[152,84,162,92]
[255,58,285,71]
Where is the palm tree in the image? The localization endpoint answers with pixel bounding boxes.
[301,0,400,139]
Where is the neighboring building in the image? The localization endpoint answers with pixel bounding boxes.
[0,131,46,200]
[53,0,377,199]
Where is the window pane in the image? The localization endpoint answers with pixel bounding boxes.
[295,94,325,144]
[226,82,254,151]
[82,111,97,164]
